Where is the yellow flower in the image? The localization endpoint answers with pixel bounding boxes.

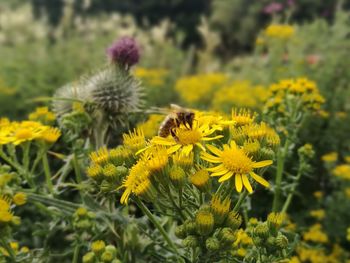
[120,161,150,204]
[201,141,272,193]
[142,146,168,173]
[231,108,256,127]
[310,209,325,221]
[13,192,27,206]
[264,24,295,39]
[172,151,194,169]
[175,73,229,104]
[303,223,328,243]
[134,67,168,86]
[151,121,223,156]
[11,122,47,145]
[210,194,230,224]
[190,169,210,191]
[39,127,61,144]
[313,191,323,199]
[195,111,234,132]
[0,196,11,211]
[123,128,146,153]
[332,164,350,180]
[91,240,105,254]
[321,152,338,163]
[89,147,109,166]
[0,210,13,223]
[29,106,56,124]
[267,212,285,229]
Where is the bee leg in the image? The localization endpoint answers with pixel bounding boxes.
[170,128,180,143]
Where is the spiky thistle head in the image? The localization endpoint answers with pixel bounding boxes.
[84,66,143,119]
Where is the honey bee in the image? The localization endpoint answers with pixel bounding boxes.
[158,104,195,140]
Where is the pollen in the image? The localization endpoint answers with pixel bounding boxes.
[221,148,253,174]
[176,129,202,145]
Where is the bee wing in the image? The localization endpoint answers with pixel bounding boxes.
[145,106,172,115]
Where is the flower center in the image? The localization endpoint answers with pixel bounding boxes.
[221,148,253,174]
[15,129,33,140]
[176,129,201,145]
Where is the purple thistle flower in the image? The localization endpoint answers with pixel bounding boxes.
[263,2,284,14]
[107,37,140,67]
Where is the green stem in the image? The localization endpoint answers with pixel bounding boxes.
[281,167,303,213]
[42,152,54,195]
[134,198,179,256]
[233,191,248,213]
[272,139,290,212]
[0,149,23,173]
[72,243,80,263]
[72,152,82,183]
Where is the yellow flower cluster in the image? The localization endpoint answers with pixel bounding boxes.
[28,107,55,124]
[309,209,325,221]
[332,164,350,180]
[0,118,61,146]
[133,67,168,87]
[83,240,119,263]
[0,241,29,258]
[303,223,328,243]
[264,78,325,113]
[296,244,348,263]
[264,24,295,39]
[119,109,276,204]
[212,81,268,111]
[175,73,229,104]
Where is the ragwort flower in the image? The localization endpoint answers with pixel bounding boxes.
[201,141,272,193]
[151,121,223,156]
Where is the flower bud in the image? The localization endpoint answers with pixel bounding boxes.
[184,220,197,235]
[182,235,199,248]
[205,237,220,251]
[267,212,285,232]
[91,240,105,255]
[225,212,242,230]
[276,233,288,249]
[190,169,210,192]
[107,37,140,68]
[254,222,269,238]
[175,225,187,239]
[76,219,92,230]
[210,194,231,225]
[267,236,276,248]
[103,164,119,182]
[169,166,186,189]
[195,210,214,236]
[259,147,275,160]
[11,216,21,226]
[75,207,88,217]
[105,245,117,257]
[13,192,27,206]
[100,180,115,193]
[101,250,114,262]
[82,252,95,263]
[87,164,103,181]
[219,228,236,245]
[134,179,157,202]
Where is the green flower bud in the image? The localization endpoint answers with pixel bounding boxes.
[82,252,95,263]
[254,222,269,238]
[182,235,199,248]
[276,233,288,249]
[105,245,117,257]
[101,250,114,262]
[219,228,236,245]
[225,212,242,230]
[184,220,197,235]
[210,194,231,225]
[253,236,263,246]
[175,225,187,239]
[206,237,220,251]
[195,210,214,236]
[100,180,115,193]
[11,216,21,226]
[116,166,128,179]
[259,147,275,161]
[267,236,276,248]
[76,219,92,230]
[169,166,186,189]
[103,164,119,182]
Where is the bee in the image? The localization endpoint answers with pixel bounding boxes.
[158,104,195,140]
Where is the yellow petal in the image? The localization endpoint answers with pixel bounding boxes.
[202,135,224,141]
[242,174,253,193]
[218,171,234,182]
[235,174,243,192]
[252,160,273,168]
[195,143,206,152]
[182,144,193,156]
[120,189,131,204]
[207,164,225,172]
[206,144,223,156]
[201,152,221,163]
[250,172,269,187]
[151,136,176,146]
[212,169,230,177]
[167,144,182,154]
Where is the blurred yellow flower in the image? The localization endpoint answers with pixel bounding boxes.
[321,152,338,163]
[309,209,325,221]
[303,223,328,243]
[264,24,295,39]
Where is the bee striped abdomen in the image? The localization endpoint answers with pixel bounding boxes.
[158,116,176,137]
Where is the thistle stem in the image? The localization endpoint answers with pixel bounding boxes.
[72,243,80,263]
[134,197,179,256]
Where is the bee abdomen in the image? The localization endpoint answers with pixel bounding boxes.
[158,117,176,137]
